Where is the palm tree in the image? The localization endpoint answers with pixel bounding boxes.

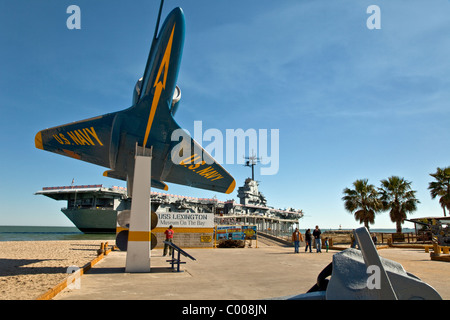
[378,176,420,233]
[342,179,382,230]
[428,166,450,217]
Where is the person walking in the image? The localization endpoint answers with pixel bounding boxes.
[292,228,303,253]
[313,225,322,253]
[163,225,174,256]
[350,229,356,248]
[304,229,312,253]
[371,233,378,246]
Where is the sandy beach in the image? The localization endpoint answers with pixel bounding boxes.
[0,240,109,300]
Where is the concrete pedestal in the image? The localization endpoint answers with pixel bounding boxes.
[125,151,152,273]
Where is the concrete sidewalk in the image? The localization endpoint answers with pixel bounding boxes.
[54,245,450,300]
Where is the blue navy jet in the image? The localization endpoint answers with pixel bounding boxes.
[35,4,236,195]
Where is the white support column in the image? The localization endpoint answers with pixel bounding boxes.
[125,148,152,273]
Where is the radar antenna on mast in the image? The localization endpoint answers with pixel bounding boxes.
[244,151,261,181]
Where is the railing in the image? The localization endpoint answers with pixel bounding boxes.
[259,228,292,242]
[380,232,431,244]
[310,231,432,246]
[256,230,433,249]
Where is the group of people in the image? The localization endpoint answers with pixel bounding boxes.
[292,225,328,253]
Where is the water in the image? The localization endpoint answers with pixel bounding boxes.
[0,226,116,241]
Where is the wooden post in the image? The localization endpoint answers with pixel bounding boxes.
[433,243,441,256]
[214,225,217,248]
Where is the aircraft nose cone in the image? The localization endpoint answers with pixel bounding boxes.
[172,7,184,16]
[169,7,185,25]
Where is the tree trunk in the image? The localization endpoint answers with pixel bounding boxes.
[396,220,402,233]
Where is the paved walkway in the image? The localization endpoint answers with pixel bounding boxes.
[55,244,450,300]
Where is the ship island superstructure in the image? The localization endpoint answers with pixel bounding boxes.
[36,179,303,237]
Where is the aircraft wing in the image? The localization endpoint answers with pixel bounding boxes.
[163,131,236,194]
[35,113,116,169]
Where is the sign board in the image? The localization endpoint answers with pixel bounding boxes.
[156,212,214,229]
[215,225,257,241]
[200,235,212,243]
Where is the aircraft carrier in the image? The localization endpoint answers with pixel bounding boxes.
[36,179,303,234]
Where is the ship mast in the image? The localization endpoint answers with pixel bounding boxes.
[244,152,261,181]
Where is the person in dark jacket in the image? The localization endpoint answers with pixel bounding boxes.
[304,229,312,252]
[313,225,322,253]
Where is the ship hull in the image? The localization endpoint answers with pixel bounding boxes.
[62,208,117,233]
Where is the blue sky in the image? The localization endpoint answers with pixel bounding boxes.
[1,0,449,229]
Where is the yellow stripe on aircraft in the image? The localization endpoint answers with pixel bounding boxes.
[143,24,176,148]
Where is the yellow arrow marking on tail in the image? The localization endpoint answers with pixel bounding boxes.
[143,24,176,148]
